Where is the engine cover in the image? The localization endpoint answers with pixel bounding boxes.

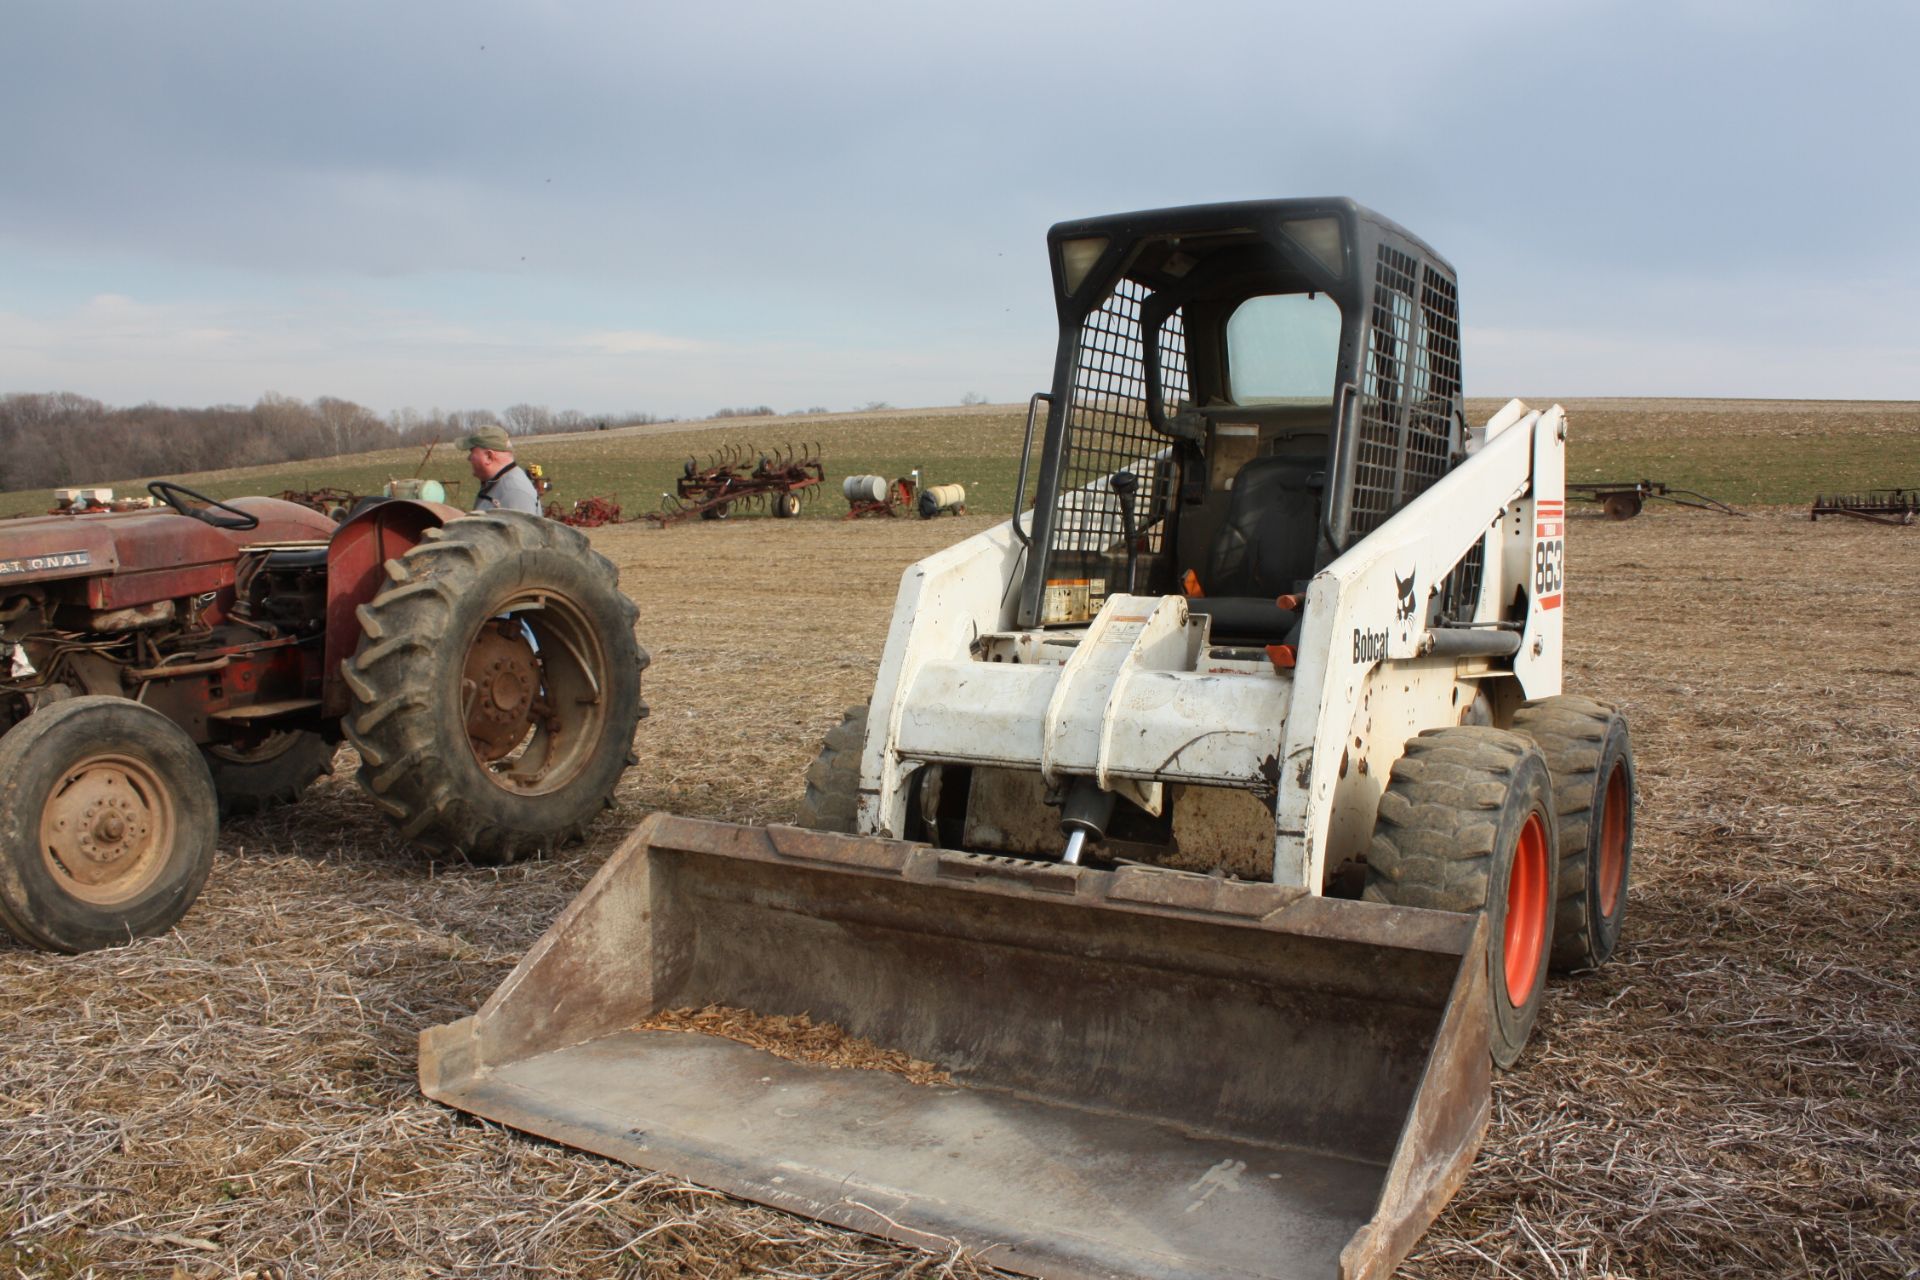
[0,498,337,609]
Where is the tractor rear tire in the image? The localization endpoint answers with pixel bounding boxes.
[0,697,219,953]
[802,706,867,832]
[1366,726,1559,1069]
[342,513,646,865]
[1512,695,1635,972]
[205,730,335,816]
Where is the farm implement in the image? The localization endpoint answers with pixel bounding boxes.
[1809,487,1918,526]
[842,473,970,519]
[1568,478,1743,519]
[840,474,916,518]
[545,495,627,527]
[649,443,825,523]
[275,487,362,521]
[425,199,1637,1279]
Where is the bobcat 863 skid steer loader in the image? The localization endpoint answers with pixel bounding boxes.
[421,199,1637,1280]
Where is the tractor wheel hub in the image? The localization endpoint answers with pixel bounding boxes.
[464,623,541,762]
[42,758,168,897]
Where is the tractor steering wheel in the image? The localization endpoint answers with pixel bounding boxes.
[148,481,261,531]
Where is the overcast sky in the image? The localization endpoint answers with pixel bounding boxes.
[2,0,1915,417]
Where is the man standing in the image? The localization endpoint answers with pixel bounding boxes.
[457,424,542,515]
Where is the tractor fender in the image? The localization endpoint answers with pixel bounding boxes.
[320,499,465,718]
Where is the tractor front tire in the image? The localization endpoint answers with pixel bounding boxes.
[1366,726,1559,1069]
[342,513,646,865]
[1512,695,1635,972]
[0,697,219,953]
[802,706,867,832]
[205,730,335,816]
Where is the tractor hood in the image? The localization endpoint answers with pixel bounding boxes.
[0,498,337,600]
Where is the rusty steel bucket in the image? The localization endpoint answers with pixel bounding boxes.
[420,814,1491,1280]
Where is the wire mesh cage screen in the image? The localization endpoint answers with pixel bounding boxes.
[1047,278,1187,559]
[1349,247,1463,541]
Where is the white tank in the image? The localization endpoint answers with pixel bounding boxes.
[917,483,966,518]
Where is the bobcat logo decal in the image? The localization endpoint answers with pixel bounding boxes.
[1394,569,1417,622]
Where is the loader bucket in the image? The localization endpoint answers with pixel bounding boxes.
[420,815,1491,1280]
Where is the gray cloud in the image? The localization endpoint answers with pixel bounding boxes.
[1,0,1914,410]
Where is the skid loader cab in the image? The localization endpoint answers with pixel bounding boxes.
[1018,198,1466,642]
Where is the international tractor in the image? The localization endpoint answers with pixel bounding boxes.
[0,485,647,953]
[422,199,1636,1280]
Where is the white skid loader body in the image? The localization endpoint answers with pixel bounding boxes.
[862,398,1565,894]
[423,201,1626,1280]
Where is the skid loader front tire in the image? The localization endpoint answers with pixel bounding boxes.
[802,706,866,832]
[1366,727,1559,1069]
[1512,696,1635,972]
[342,513,646,865]
[0,697,219,953]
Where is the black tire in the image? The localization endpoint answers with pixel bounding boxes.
[801,706,866,832]
[699,502,730,521]
[1366,726,1559,1069]
[0,697,218,953]
[341,513,647,865]
[204,730,335,816]
[1512,695,1635,972]
[773,492,801,519]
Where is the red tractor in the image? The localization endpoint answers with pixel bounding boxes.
[0,483,648,953]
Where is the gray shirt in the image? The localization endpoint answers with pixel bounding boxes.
[474,461,542,515]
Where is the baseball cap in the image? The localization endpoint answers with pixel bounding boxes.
[456,424,512,451]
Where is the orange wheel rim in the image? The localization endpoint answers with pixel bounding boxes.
[1598,763,1629,917]
[1504,812,1550,1004]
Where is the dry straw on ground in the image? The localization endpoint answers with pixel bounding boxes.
[3,447,1917,1277]
[638,1006,953,1087]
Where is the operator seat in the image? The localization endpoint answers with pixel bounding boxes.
[1194,454,1324,642]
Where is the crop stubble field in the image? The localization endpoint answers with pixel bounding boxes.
[1,400,1916,1279]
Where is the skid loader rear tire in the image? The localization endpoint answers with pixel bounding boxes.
[342,513,646,865]
[1366,726,1558,1069]
[1512,696,1635,972]
[205,730,335,816]
[0,697,218,953]
[801,705,866,832]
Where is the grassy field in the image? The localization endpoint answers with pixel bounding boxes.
[1,398,1917,1279]
[3,398,1915,519]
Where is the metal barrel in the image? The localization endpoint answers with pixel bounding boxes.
[843,474,890,504]
[421,814,1490,1280]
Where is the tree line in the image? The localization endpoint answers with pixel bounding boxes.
[0,392,673,492]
